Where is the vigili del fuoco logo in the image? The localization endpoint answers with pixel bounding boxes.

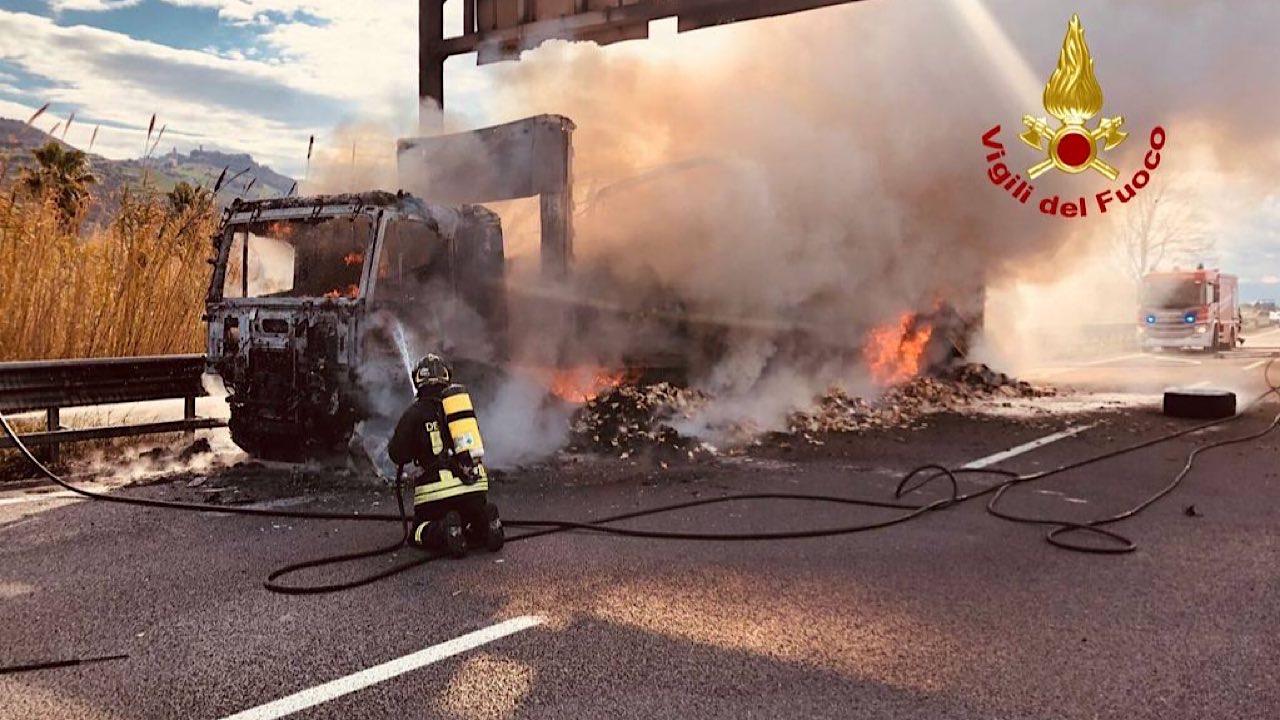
[981,13,1166,218]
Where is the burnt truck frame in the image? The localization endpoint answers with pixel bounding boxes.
[205,191,504,460]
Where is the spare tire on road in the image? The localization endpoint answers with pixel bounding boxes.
[1163,388,1237,420]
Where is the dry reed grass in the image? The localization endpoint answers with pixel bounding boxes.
[0,186,215,361]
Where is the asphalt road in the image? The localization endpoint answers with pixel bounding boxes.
[2,348,1280,719]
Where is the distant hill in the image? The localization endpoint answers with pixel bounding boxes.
[0,117,296,213]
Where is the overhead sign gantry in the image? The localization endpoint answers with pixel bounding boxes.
[419,0,870,107]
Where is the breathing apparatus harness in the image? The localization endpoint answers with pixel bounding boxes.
[1,360,1277,597]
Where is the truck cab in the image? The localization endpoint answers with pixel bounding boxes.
[204,191,503,459]
[1139,268,1240,352]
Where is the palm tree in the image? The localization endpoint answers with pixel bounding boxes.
[18,141,96,226]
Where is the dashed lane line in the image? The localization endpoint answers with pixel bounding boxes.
[1077,352,1147,367]
[0,487,112,507]
[217,615,545,720]
[1030,351,1204,379]
[962,424,1096,470]
[1146,355,1203,366]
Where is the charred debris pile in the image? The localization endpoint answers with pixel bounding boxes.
[568,382,715,460]
[568,363,1052,458]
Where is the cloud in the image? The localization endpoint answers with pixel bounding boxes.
[0,7,381,172]
[47,0,143,11]
[16,0,449,170]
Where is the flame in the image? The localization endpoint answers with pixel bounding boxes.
[265,220,296,240]
[1043,14,1103,124]
[863,313,934,386]
[541,366,637,404]
[323,284,360,299]
[343,251,364,266]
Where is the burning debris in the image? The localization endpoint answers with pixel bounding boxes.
[566,363,1052,458]
[787,363,1052,436]
[864,313,934,386]
[568,382,714,460]
[542,366,639,404]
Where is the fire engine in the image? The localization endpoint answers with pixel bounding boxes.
[1139,267,1241,352]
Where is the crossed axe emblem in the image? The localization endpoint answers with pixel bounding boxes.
[1019,115,1128,181]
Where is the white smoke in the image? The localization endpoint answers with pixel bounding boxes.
[304,0,1280,456]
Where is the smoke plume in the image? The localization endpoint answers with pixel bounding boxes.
[324,1,1280,456]
[444,2,1085,437]
[452,1,1280,410]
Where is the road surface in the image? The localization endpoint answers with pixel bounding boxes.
[2,346,1279,719]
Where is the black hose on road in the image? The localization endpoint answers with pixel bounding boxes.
[1,361,1277,599]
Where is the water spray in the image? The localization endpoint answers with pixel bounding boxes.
[392,319,416,389]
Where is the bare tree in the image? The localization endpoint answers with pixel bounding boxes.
[1112,184,1215,283]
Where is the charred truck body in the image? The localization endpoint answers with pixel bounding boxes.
[205,192,504,459]
[204,116,988,462]
[1139,268,1241,352]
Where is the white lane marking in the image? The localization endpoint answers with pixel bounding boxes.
[963,424,1095,470]
[0,488,107,507]
[218,615,544,720]
[0,493,77,507]
[1243,358,1270,371]
[1147,355,1202,366]
[1031,353,1146,378]
[1031,351,1202,378]
[1077,352,1146,367]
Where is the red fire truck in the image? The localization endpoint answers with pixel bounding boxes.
[1139,267,1241,352]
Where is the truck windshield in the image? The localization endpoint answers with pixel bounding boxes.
[222,216,374,299]
[1141,276,1205,308]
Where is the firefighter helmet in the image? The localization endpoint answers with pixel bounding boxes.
[412,353,451,392]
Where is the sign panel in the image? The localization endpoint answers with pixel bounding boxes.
[431,0,868,66]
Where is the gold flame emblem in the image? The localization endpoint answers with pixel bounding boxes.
[1020,14,1127,179]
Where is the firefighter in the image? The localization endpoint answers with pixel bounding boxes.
[388,353,504,557]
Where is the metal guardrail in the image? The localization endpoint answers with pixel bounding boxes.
[0,354,225,458]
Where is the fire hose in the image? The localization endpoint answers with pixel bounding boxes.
[0,360,1276,600]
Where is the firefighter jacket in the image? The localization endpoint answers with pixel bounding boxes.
[388,388,488,504]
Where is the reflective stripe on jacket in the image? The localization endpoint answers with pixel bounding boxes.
[413,467,488,505]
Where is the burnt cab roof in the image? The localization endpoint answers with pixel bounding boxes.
[223,190,500,237]
[228,190,404,213]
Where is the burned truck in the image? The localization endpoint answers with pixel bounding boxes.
[204,191,505,459]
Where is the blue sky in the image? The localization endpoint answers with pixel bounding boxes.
[0,0,458,175]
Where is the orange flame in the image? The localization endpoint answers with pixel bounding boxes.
[343,251,364,266]
[323,284,360,299]
[863,313,933,386]
[541,366,637,404]
[265,220,296,239]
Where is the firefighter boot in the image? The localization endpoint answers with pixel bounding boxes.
[440,510,467,558]
[482,503,504,553]
[463,503,503,552]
